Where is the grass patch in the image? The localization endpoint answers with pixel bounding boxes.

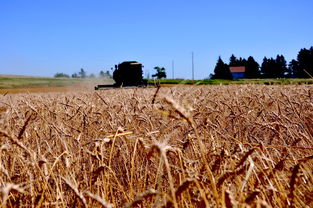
[146,78,313,85]
[0,76,312,90]
[0,76,114,89]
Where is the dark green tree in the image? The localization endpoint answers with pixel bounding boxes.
[212,56,232,79]
[152,66,166,79]
[288,59,299,78]
[99,70,112,78]
[261,57,275,78]
[237,57,247,66]
[289,47,313,78]
[229,55,247,66]
[71,73,78,78]
[261,55,287,78]
[99,70,105,77]
[54,73,70,78]
[245,56,260,78]
[229,54,238,66]
[78,68,87,78]
[275,55,288,78]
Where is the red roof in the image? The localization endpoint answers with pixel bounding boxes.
[230,66,245,73]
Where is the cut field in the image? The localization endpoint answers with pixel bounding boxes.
[0,75,114,94]
[0,85,312,207]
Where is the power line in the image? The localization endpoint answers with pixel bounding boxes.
[172,60,174,79]
[192,52,194,80]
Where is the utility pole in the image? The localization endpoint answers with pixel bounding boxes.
[192,52,194,81]
[172,60,174,79]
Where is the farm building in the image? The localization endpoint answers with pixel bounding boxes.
[229,66,246,79]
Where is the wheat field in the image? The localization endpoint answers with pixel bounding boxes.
[0,85,312,207]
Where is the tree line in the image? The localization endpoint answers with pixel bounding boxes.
[211,46,313,79]
[54,68,112,79]
[55,67,167,79]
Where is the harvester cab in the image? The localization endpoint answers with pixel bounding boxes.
[95,61,149,90]
[113,61,144,87]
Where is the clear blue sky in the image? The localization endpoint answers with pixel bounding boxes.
[1,0,312,79]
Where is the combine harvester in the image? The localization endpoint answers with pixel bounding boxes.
[95,61,158,90]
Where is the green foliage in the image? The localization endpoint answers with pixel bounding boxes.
[1,75,312,90]
[70,68,88,78]
[229,54,247,67]
[78,68,87,78]
[211,56,232,79]
[152,66,166,79]
[229,54,238,66]
[99,70,112,78]
[289,47,313,78]
[54,73,70,78]
[146,78,313,85]
[245,56,260,78]
[225,46,313,79]
[261,55,288,78]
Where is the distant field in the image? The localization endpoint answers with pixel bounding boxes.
[0,75,114,93]
[1,75,312,94]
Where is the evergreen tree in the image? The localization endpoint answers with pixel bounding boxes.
[54,73,70,78]
[212,56,232,79]
[290,47,313,78]
[99,70,111,78]
[78,68,87,78]
[99,70,105,77]
[229,55,247,67]
[229,54,238,66]
[288,59,299,78]
[261,55,287,78]
[275,55,288,78]
[237,57,247,66]
[245,56,260,78]
[261,57,274,78]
